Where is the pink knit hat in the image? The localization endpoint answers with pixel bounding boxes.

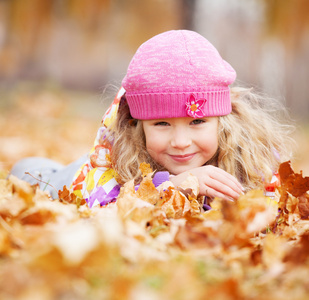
[122,30,236,120]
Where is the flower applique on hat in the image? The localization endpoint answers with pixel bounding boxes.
[185,94,207,118]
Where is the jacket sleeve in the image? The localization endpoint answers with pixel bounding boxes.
[71,88,125,208]
[70,128,122,208]
[72,161,170,208]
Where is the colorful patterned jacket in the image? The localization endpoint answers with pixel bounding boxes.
[71,88,280,208]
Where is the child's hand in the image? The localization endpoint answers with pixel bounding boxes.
[170,165,243,201]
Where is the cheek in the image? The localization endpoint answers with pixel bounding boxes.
[211,133,219,148]
[209,121,219,148]
[144,129,161,156]
[145,135,163,157]
[200,129,219,153]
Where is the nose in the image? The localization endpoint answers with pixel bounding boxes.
[170,127,192,149]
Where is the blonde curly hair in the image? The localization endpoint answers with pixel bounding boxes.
[217,87,294,190]
[104,87,295,189]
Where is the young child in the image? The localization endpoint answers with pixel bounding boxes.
[11,30,294,208]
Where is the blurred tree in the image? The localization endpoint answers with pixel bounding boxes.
[180,0,196,30]
[262,0,309,117]
[0,0,188,88]
[107,0,181,51]
[263,0,309,51]
[65,0,110,33]
[0,0,53,78]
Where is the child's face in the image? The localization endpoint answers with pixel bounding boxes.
[142,117,219,175]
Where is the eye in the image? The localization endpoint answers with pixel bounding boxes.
[191,119,206,125]
[154,121,170,126]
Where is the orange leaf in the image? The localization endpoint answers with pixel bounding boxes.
[279,161,309,197]
[139,162,153,177]
[58,185,85,206]
[298,194,309,218]
[136,176,159,205]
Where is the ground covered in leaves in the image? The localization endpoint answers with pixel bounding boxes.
[0,160,309,300]
[1,84,309,299]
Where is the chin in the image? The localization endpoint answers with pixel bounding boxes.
[166,166,193,176]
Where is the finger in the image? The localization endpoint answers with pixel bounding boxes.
[210,183,240,200]
[205,187,235,202]
[211,168,244,192]
[201,180,240,200]
[207,173,243,198]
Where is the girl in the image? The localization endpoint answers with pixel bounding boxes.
[70,30,294,208]
[12,30,294,208]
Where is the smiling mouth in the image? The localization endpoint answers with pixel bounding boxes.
[170,153,195,162]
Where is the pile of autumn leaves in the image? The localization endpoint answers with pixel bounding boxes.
[0,162,309,300]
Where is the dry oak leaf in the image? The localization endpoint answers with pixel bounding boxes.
[0,177,35,219]
[136,173,160,205]
[157,177,201,220]
[176,173,199,199]
[139,162,153,177]
[158,187,200,219]
[283,232,309,264]
[278,161,309,221]
[298,193,309,219]
[159,187,185,219]
[117,179,154,221]
[19,200,78,226]
[174,220,220,250]
[207,190,278,236]
[58,185,86,207]
[202,191,279,248]
[0,193,28,219]
[9,175,35,207]
[237,190,278,234]
[279,161,309,197]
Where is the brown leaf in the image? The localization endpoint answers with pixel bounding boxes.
[284,233,309,264]
[174,222,218,250]
[251,248,263,266]
[0,194,28,219]
[221,200,239,222]
[9,175,35,207]
[279,161,309,197]
[58,185,86,207]
[176,174,199,199]
[19,209,55,225]
[159,187,195,219]
[136,174,159,205]
[298,193,309,218]
[117,179,154,222]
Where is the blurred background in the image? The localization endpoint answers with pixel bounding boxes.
[0,0,309,174]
